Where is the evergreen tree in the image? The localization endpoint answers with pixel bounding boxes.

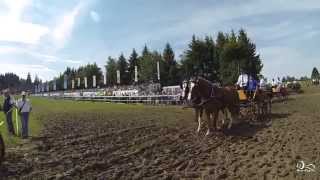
[216,29,263,85]
[182,35,219,82]
[237,29,263,78]
[105,57,117,85]
[85,63,102,88]
[128,49,139,83]
[117,53,129,84]
[162,43,181,85]
[311,67,319,79]
[183,35,202,77]
[34,75,40,86]
[139,45,156,83]
[142,45,149,57]
[203,36,217,81]
[219,31,241,85]
[163,43,175,65]
[26,73,32,85]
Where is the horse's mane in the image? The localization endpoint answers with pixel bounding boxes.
[197,77,220,87]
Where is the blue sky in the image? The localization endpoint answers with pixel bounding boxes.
[0,0,319,81]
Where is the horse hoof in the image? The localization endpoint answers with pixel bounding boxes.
[205,131,211,136]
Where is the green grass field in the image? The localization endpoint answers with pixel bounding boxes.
[0,96,192,147]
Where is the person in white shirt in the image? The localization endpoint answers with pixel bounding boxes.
[236,72,249,89]
[17,91,32,139]
[271,78,277,87]
[259,78,267,90]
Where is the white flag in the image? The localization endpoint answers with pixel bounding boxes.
[41,83,44,92]
[104,71,107,85]
[157,61,160,81]
[64,74,67,90]
[134,65,138,82]
[77,78,80,87]
[72,80,75,89]
[53,80,56,91]
[84,77,87,88]
[93,75,96,88]
[46,83,49,92]
[117,70,120,84]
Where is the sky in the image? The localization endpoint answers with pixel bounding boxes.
[0,0,320,81]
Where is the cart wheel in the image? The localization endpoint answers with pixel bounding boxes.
[0,134,5,165]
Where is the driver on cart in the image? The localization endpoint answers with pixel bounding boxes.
[236,71,249,90]
[247,76,259,99]
[236,71,258,100]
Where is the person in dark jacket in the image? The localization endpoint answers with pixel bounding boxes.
[2,90,15,135]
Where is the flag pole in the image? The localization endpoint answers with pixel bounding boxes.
[15,108,19,136]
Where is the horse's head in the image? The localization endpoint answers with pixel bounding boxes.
[181,77,202,105]
[182,80,189,101]
[189,83,202,105]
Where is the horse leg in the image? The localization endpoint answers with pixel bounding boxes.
[196,108,203,133]
[228,111,233,129]
[229,106,239,129]
[213,109,219,131]
[222,108,232,129]
[194,108,200,123]
[218,108,225,130]
[205,110,213,136]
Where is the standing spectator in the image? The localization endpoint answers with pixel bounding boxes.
[17,91,32,139]
[2,89,15,135]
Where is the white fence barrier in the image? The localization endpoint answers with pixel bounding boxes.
[33,93,183,105]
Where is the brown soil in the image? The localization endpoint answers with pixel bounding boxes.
[0,95,319,180]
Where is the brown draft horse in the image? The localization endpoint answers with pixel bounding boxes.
[271,85,289,102]
[185,77,240,135]
[182,80,204,128]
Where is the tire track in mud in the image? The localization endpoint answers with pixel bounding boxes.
[1,105,320,179]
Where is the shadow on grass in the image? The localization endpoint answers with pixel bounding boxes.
[272,97,295,104]
[222,123,264,138]
[222,112,291,138]
[270,112,291,119]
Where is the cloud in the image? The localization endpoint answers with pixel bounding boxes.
[260,46,317,80]
[90,11,100,23]
[0,0,49,44]
[65,59,83,64]
[0,62,56,81]
[52,2,85,48]
[0,46,20,54]
[0,45,58,62]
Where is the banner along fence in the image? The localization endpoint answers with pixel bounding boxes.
[33,93,182,105]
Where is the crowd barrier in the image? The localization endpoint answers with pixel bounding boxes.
[33,93,183,105]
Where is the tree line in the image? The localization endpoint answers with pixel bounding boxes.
[4,29,298,92]
[0,73,33,92]
[1,29,265,91]
[104,29,263,86]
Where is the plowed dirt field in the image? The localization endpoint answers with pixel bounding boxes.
[1,88,320,179]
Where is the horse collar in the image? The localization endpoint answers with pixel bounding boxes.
[210,86,215,98]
